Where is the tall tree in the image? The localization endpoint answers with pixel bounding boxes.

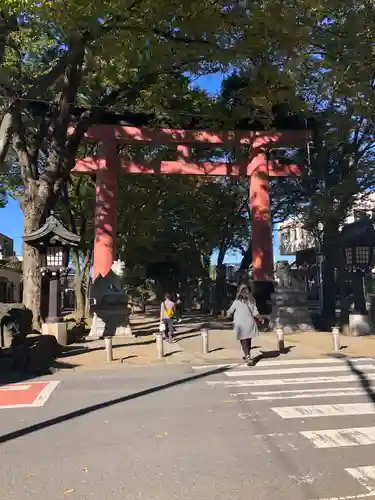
[0,1,258,325]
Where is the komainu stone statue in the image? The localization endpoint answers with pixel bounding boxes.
[88,260,132,338]
[271,262,314,333]
[275,262,291,288]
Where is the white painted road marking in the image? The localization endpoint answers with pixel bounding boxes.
[193,358,374,370]
[224,364,375,377]
[309,467,375,499]
[32,381,60,407]
[244,390,369,401]
[346,467,375,492]
[309,491,375,499]
[301,427,375,448]
[207,374,375,387]
[272,403,375,419]
[0,385,31,391]
[231,387,373,396]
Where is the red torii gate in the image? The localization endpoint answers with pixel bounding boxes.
[71,124,310,286]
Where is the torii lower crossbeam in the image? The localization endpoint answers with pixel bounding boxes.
[72,125,309,288]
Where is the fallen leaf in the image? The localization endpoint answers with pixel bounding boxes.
[64,489,75,494]
[82,467,89,472]
[164,432,168,436]
[27,474,36,477]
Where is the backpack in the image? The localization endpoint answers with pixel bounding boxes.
[164,302,174,318]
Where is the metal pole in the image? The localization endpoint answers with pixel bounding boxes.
[201,328,209,354]
[332,326,341,351]
[155,332,164,359]
[276,327,284,352]
[104,336,113,362]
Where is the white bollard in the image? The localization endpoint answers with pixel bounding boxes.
[155,332,164,359]
[276,327,284,352]
[201,328,209,354]
[332,326,341,351]
[104,337,113,362]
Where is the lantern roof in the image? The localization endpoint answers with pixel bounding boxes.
[23,213,80,248]
[341,218,375,247]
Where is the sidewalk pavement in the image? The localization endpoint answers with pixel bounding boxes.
[57,312,375,371]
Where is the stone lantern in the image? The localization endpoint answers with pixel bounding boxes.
[23,213,80,343]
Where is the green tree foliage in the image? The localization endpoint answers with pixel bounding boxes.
[0,0,265,323]
[1,0,373,324]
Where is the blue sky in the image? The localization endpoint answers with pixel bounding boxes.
[0,73,286,262]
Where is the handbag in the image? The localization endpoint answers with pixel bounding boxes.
[159,321,166,333]
[246,301,262,325]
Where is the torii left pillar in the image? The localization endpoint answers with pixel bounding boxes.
[249,149,274,312]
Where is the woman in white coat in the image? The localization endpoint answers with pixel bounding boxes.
[227,288,263,366]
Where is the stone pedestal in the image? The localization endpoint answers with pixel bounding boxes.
[42,322,68,346]
[88,312,133,339]
[87,268,133,339]
[270,286,315,333]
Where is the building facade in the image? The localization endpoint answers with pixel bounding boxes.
[0,234,22,303]
[278,192,375,256]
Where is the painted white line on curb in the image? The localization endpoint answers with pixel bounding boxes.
[0,385,31,391]
[272,403,375,419]
[0,381,60,409]
[301,427,375,448]
[32,381,60,407]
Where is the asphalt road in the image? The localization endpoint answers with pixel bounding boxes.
[0,356,375,500]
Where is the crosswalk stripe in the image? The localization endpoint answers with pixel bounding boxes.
[207,374,375,387]
[301,427,375,448]
[346,467,375,493]
[235,387,372,396]
[309,491,375,499]
[272,403,375,419]
[224,364,375,377]
[192,363,241,370]
[243,390,368,401]
[192,358,374,371]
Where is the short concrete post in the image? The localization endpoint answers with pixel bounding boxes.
[201,328,209,354]
[276,327,284,352]
[155,332,164,359]
[104,336,113,362]
[332,326,341,351]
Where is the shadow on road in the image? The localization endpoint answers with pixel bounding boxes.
[253,346,295,365]
[346,358,375,405]
[0,365,231,445]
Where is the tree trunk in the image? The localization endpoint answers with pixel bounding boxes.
[214,241,227,314]
[73,248,92,322]
[74,276,85,322]
[22,207,43,330]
